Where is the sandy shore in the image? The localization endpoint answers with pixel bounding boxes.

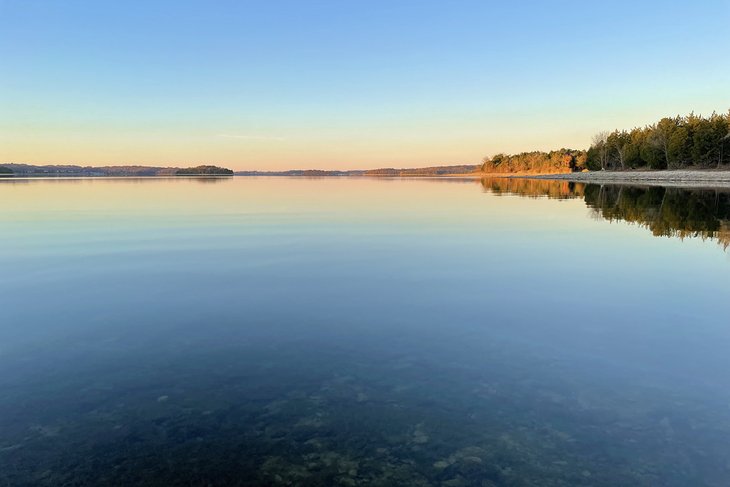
[503,170,730,189]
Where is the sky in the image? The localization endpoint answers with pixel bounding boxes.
[1,0,729,170]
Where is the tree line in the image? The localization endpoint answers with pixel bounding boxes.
[481,149,588,174]
[588,111,730,170]
[1,164,236,177]
[481,111,730,173]
[175,165,234,176]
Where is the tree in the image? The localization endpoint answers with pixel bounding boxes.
[667,126,690,167]
[591,131,610,170]
[625,128,644,167]
[608,130,632,169]
[687,113,713,165]
[650,117,680,168]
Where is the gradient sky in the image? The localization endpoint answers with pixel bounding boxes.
[1,0,729,170]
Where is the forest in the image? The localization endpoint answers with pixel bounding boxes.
[481,111,730,174]
[587,112,730,170]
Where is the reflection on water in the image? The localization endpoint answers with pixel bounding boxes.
[481,177,730,248]
[1,177,729,486]
[480,177,586,200]
[585,185,730,247]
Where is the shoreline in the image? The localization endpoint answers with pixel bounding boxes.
[5,169,730,189]
[496,169,730,189]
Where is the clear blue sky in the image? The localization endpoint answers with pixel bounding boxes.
[1,0,728,169]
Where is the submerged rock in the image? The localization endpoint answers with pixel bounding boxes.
[433,460,451,469]
[412,423,429,444]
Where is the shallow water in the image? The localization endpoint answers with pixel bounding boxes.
[1,177,729,486]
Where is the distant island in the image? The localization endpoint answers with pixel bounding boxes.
[175,165,234,176]
[0,166,13,177]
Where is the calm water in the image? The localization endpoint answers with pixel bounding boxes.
[1,177,729,486]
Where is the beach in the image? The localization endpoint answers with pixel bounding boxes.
[503,169,730,188]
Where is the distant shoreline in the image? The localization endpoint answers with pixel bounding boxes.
[4,163,730,189]
[0,164,233,178]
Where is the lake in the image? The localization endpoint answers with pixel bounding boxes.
[1,177,729,486]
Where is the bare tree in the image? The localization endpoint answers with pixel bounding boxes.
[616,130,633,170]
[592,131,609,170]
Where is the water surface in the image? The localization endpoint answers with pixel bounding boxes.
[1,177,729,486]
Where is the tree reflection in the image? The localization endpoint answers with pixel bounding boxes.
[480,177,585,200]
[480,177,730,249]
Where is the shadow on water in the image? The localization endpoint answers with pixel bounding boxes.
[480,177,730,249]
